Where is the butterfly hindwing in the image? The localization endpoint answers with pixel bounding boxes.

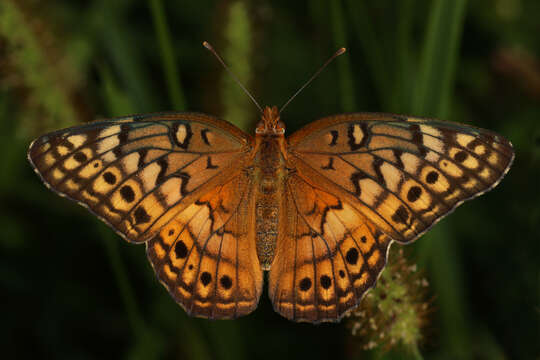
[269,173,391,322]
[146,172,263,319]
[28,113,251,243]
[288,113,514,244]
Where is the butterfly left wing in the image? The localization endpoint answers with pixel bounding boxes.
[27,112,251,243]
[287,113,514,244]
[269,173,391,322]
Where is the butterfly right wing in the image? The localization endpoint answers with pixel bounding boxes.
[146,170,263,319]
[287,113,514,244]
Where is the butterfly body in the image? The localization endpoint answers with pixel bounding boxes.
[28,106,514,323]
[251,106,288,270]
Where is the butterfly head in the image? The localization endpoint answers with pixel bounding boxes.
[256,106,285,135]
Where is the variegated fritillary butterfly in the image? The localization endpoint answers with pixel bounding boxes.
[27,47,514,323]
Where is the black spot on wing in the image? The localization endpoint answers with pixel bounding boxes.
[391,205,409,224]
[372,157,385,184]
[137,149,148,169]
[350,171,368,197]
[426,171,439,184]
[299,277,312,291]
[321,157,335,170]
[346,248,359,265]
[410,124,428,157]
[407,186,422,202]
[177,172,191,196]
[393,149,405,169]
[220,275,232,289]
[74,152,87,163]
[120,185,135,202]
[119,124,130,144]
[329,130,338,146]
[320,275,332,289]
[201,129,211,145]
[134,207,151,224]
[206,156,219,169]
[175,240,188,258]
[200,272,212,286]
[103,172,116,184]
[156,158,169,185]
[454,150,468,163]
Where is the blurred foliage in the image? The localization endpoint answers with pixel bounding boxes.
[1,0,538,359]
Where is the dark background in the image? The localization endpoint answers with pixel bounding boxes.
[1,0,538,359]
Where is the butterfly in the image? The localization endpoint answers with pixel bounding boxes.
[27,43,514,323]
[27,104,514,323]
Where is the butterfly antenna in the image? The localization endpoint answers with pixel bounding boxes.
[279,47,346,114]
[203,41,263,113]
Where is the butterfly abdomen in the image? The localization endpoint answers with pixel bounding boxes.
[252,136,288,270]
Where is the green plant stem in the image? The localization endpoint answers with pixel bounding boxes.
[346,0,391,110]
[394,0,415,113]
[98,226,146,337]
[148,0,186,110]
[330,0,356,112]
[413,0,468,118]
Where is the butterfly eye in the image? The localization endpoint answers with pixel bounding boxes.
[275,121,286,134]
[255,121,266,134]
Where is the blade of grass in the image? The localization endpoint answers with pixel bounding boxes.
[222,0,254,131]
[345,0,391,110]
[419,227,471,359]
[394,0,415,113]
[99,64,135,116]
[89,0,158,112]
[413,0,468,118]
[148,0,186,110]
[329,0,356,112]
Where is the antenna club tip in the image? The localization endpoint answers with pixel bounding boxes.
[337,47,346,55]
[203,41,212,50]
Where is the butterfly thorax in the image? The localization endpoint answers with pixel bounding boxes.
[252,106,288,270]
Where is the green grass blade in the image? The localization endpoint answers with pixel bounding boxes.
[413,0,468,118]
[148,0,187,110]
[346,0,391,109]
[222,0,254,131]
[330,0,356,112]
[89,1,158,112]
[394,0,415,113]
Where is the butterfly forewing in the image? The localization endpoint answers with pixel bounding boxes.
[27,113,251,244]
[288,113,514,244]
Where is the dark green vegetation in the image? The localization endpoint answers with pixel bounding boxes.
[1,0,538,359]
